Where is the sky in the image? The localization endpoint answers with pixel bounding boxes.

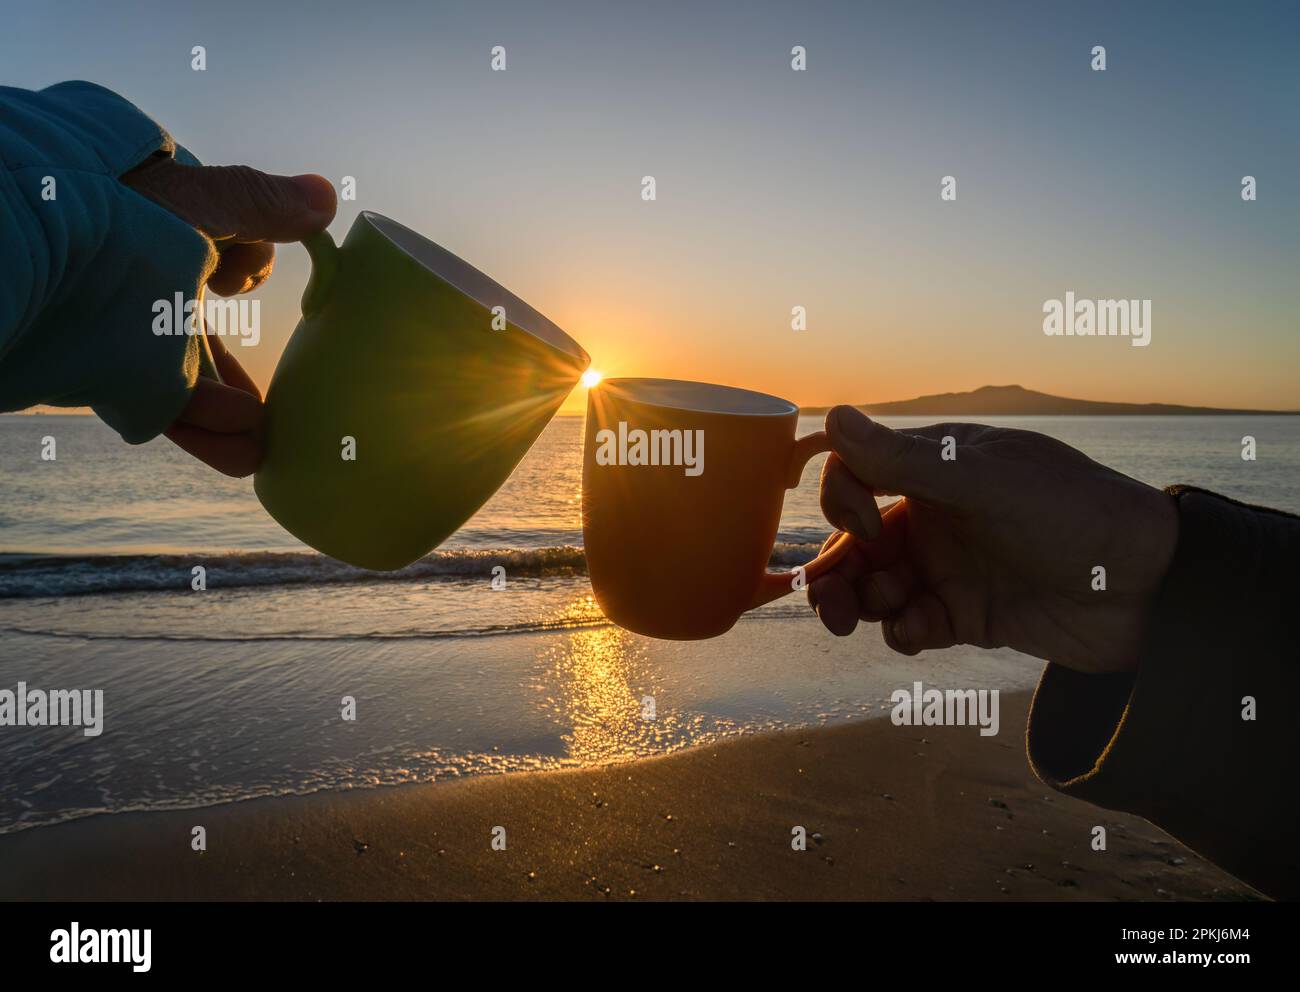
[6,0,1298,411]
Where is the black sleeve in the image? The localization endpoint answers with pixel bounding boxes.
[1026,486,1300,900]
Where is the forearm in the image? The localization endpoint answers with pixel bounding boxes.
[1026,486,1300,900]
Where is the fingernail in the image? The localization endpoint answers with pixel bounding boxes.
[293,174,334,212]
[832,405,872,442]
[888,615,909,649]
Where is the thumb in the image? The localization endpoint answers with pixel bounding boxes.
[123,158,336,243]
[826,405,963,508]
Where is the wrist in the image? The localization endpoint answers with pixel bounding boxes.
[1138,485,1180,595]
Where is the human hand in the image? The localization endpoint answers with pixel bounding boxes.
[808,406,1179,673]
[121,158,337,476]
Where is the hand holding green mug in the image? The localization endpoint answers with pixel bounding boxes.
[120,157,339,477]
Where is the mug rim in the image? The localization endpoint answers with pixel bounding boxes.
[596,377,798,417]
[360,211,589,365]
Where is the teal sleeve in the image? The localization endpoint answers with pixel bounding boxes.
[0,80,218,443]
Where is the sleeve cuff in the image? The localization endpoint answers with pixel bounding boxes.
[86,193,218,444]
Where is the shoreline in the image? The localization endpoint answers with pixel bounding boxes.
[0,691,1261,901]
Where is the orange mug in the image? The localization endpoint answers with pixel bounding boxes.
[582,378,854,640]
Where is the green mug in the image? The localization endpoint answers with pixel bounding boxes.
[254,211,590,570]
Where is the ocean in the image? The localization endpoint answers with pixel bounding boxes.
[1,412,1296,834]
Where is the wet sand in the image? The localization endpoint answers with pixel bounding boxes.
[0,691,1260,901]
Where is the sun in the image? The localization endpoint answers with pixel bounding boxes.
[581,369,603,388]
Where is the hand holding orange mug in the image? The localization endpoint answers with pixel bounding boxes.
[582,378,854,639]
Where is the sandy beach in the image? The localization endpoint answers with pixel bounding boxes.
[0,691,1260,901]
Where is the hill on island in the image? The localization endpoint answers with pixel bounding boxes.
[801,385,1298,417]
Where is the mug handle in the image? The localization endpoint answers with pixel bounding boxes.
[747,431,856,610]
[300,229,341,317]
[195,230,338,383]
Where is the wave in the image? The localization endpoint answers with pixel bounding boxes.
[0,601,814,644]
[0,537,832,599]
[0,547,584,598]
[0,614,613,642]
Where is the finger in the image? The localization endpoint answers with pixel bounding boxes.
[173,376,263,433]
[205,335,262,401]
[819,453,883,542]
[826,406,965,508]
[123,158,336,243]
[860,498,908,569]
[209,241,276,296]
[816,491,909,569]
[857,560,918,621]
[164,423,262,478]
[881,591,958,656]
[805,497,909,617]
[808,571,860,636]
[806,531,873,614]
